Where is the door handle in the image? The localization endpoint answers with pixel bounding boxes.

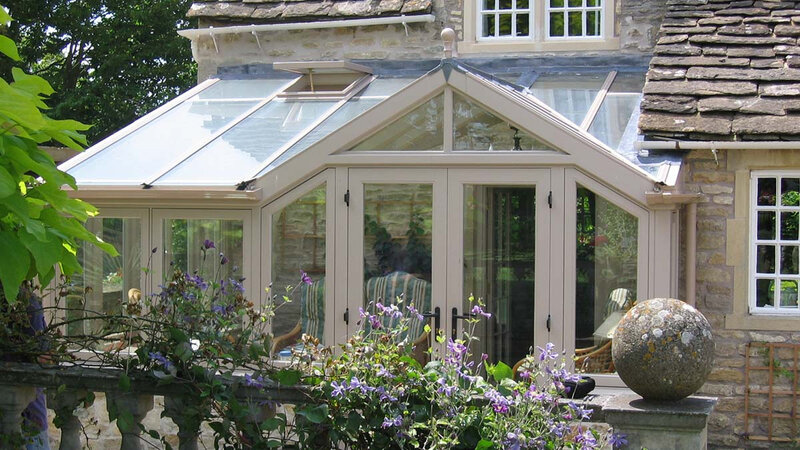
[451,307,477,341]
[420,306,440,337]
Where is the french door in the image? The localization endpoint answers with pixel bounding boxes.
[345,168,554,366]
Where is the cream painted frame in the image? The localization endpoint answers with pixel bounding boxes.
[151,209,254,298]
[563,169,650,387]
[260,170,337,348]
[446,168,556,358]
[345,169,448,340]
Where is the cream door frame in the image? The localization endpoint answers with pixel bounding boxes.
[446,168,556,356]
[260,170,336,346]
[563,168,650,387]
[345,168,448,339]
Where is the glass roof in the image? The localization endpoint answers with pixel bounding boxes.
[64,59,677,188]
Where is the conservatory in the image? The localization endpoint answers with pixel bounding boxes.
[58,57,685,386]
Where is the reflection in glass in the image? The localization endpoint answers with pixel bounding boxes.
[350,95,444,151]
[781,246,798,274]
[67,218,141,342]
[782,178,800,206]
[530,73,605,125]
[453,93,555,151]
[756,245,775,274]
[464,186,536,366]
[68,79,290,184]
[758,211,776,240]
[756,279,773,307]
[781,212,799,240]
[575,186,637,374]
[164,219,244,281]
[271,185,326,352]
[758,177,776,205]
[588,73,646,150]
[780,280,799,307]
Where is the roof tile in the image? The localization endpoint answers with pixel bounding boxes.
[188,0,431,22]
[643,80,757,95]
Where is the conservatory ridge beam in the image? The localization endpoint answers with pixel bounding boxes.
[66,186,262,201]
[145,77,300,187]
[579,71,616,131]
[58,78,220,173]
[177,15,436,41]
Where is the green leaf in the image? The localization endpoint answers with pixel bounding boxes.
[0,8,11,25]
[274,369,302,386]
[116,410,135,433]
[296,404,329,424]
[485,361,513,383]
[0,231,30,301]
[0,35,20,61]
[475,439,494,450]
[174,341,193,362]
[168,327,189,344]
[0,165,15,198]
[18,231,61,280]
[118,373,131,392]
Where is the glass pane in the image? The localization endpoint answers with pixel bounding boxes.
[756,279,774,307]
[517,13,530,36]
[499,14,512,36]
[586,10,600,36]
[350,94,444,151]
[163,218,244,280]
[483,0,494,9]
[499,0,512,9]
[517,0,529,8]
[156,99,338,185]
[758,211,776,240]
[68,79,291,185]
[453,93,555,151]
[781,178,800,206]
[259,98,381,176]
[781,246,798,274]
[756,245,775,274]
[781,211,799,240]
[483,14,496,36]
[779,280,798,307]
[568,0,582,6]
[587,95,639,149]
[357,78,416,97]
[550,0,564,6]
[549,12,564,36]
[271,185,326,352]
[530,72,605,125]
[575,186,638,374]
[67,218,141,345]
[757,177,777,205]
[464,186,535,366]
[568,11,583,36]
[363,184,433,349]
[587,0,600,6]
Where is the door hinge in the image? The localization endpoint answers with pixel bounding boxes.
[547,191,552,209]
[343,307,350,325]
[546,314,551,332]
[344,189,350,206]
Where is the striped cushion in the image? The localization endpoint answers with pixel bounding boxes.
[605,288,632,317]
[365,271,431,341]
[300,278,325,341]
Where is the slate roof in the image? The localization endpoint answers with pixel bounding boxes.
[187,0,432,23]
[639,0,800,140]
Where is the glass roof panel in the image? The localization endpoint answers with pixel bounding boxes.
[588,72,646,150]
[154,99,339,185]
[453,92,557,151]
[356,78,416,97]
[67,79,291,185]
[529,72,606,125]
[349,94,444,151]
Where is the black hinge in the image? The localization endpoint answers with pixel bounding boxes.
[547,191,552,209]
[546,314,551,332]
[344,189,350,206]
[343,307,349,325]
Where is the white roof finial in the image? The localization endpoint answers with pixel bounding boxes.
[441,27,457,58]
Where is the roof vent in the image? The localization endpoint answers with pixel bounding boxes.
[274,61,373,100]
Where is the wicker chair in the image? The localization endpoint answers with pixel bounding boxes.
[271,278,325,355]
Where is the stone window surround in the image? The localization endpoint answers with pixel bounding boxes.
[460,0,620,54]
[724,150,800,331]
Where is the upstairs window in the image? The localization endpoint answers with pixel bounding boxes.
[479,0,532,38]
[547,0,602,39]
[751,172,800,314]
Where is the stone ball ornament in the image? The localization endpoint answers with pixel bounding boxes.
[611,298,714,401]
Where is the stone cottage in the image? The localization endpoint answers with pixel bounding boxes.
[55,0,800,446]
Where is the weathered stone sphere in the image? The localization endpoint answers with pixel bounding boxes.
[612,298,714,401]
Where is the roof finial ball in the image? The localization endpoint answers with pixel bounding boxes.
[441,27,457,58]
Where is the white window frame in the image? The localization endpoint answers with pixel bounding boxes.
[477,0,534,40]
[545,0,603,40]
[749,171,800,315]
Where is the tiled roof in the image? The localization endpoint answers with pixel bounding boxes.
[187,0,432,23]
[640,0,800,140]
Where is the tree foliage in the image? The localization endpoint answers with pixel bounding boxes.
[1,0,197,144]
[0,7,116,303]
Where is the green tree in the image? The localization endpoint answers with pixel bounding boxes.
[0,7,115,303]
[0,0,196,144]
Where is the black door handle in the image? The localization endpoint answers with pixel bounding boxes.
[451,307,477,341]
[420,306,440,337]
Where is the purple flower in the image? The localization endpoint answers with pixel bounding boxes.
[381,415,403,428]
[349,377,374,394]
[436,377,457,396]
[203,239,215,250]
[244,373,265,389]
[567,401,593,420]
[330,381,346,398]
[406,305,424,321]
[470,304,492,319]
[376,364,395,379]
[220,253,229,265]
[149,352,174,371]
[300,270,312,285]
[537,342,558,361]
[609,432,628,448]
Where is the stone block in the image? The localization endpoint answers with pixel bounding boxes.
[713,194,733,204]
[732,115,800,134]
[750,58,785,68]
[689,34,796,45]
[727,47,776,57]
[655,43,703,55]
[643,80,757,95]
[694,170,735,183]
[641,95,697,113]
[707,367,743,383]
[718,23,772,35]
[639,111,733,134]
[652,56,749,66]
[647,67,688,80]
[696,265,730,281]
[775,24,800,36]
[698,16,742,25]
[662,26,717,34]
[658,34,689,45]
[703,46,728,56]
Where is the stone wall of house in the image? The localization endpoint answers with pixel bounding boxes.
[193,0,666,80]
[682,148,800,448]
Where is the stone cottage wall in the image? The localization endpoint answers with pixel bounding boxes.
[682,147,800,448]
[192,0,666,80]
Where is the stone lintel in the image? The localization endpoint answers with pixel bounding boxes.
[602,394,717,450]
